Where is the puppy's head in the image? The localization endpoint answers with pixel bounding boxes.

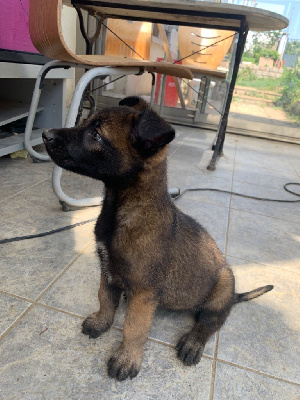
[42,97,175,185]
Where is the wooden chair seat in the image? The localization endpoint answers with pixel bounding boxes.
[29,0,193,80]
[76,55,194,79]
[183,66,227,80]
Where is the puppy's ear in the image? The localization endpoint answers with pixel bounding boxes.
[119,96,149,111]
[131,109,175,157]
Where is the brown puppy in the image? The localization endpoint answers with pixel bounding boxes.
[43,96,273,381]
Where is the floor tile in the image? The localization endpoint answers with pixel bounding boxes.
[218,258,300,384]
[169,169,232,208]
[175,197,229,253]
[0,156,53,201]
[0,293,31,337]
[0,179,100,240]
[214,362,300,400]
[0,306,213,400]
[233,156,299,189]
[282,143,300,176]
[1,123,300,399]
[114,298,216,358]
[39,243,100,317]
[60,169,105,200]
[173,126,214,144]
[168,145,208,175]
[227,209,300,273]
[0,222,95,299]
[168,129,236,181]
[230,181,300,223]
[40,245,216,357]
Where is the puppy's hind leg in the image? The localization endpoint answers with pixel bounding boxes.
[82,269,122,338]
[176,268,235,366]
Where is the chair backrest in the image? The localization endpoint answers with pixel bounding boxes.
[105,19,152,60]
[29,0,75,62]
[28,0,194,79]
[178,26,234,70]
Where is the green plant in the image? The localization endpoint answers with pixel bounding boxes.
[285,40,300,56]
[245,30,282,65]
[276,61,300,122]
[242,56,255,63]
[237,66,256,82]
[255,48,279,63]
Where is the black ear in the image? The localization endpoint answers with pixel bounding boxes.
[119,96,149,111]
[132,109,175,157]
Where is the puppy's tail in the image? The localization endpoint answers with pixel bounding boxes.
[235,285,273,303]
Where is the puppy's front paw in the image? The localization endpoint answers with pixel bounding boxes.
[107,346,142,381]
[82,312,112,339]
[176,332,204,366]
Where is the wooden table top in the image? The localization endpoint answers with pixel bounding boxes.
[64,0,288,32]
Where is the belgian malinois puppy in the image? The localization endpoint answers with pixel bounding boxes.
[43,96,273,381]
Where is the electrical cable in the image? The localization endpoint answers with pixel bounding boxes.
[0,218,97,245]
[173,182,300,202]
[0,183,299,245]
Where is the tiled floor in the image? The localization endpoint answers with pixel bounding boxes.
[0,128,299,399]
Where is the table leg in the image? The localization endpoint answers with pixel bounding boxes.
[207,18,249,171]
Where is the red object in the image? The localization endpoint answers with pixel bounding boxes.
[0,0,39,53]
[154,58,182,107]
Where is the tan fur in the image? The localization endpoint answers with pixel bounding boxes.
[43,96,273,381]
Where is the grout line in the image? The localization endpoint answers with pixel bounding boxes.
[0,304,34,343]
[224,141,237,256]
[36,302,86,320]
[176,195,230,210]
[229,206,300,224]
[231,177,300,192]
[0,239,93,344]
[112,325,218,360]
[1,290,299,388]
[214,357,300,388]
[0,177,51,204]
[282,146,300,180]
[168,133,196,158]
[33,240,94,303]
[226,254,300,275]
[0,290,34,304]
[209,332,220,400]
[180,195,300,226]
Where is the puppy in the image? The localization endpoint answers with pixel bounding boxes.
[43,96,273,381]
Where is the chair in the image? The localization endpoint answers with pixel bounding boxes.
[24,0,193,209]
[177,26,234,110]
[178,26,234,72]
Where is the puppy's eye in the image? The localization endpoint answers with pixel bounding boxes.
[91,131,102,142]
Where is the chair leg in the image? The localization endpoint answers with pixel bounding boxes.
[212,79,230,151]
[149,72,156,108]
[52,66,141,210]
[24,60,74,161]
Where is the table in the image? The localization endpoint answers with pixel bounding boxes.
[70,0,288,170]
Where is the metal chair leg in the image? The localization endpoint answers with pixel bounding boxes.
[24,60,74,161]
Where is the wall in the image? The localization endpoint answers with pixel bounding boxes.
[221,61,284,79]
[239,63,284,79]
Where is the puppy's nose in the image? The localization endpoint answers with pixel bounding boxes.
[42,129,55,143]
